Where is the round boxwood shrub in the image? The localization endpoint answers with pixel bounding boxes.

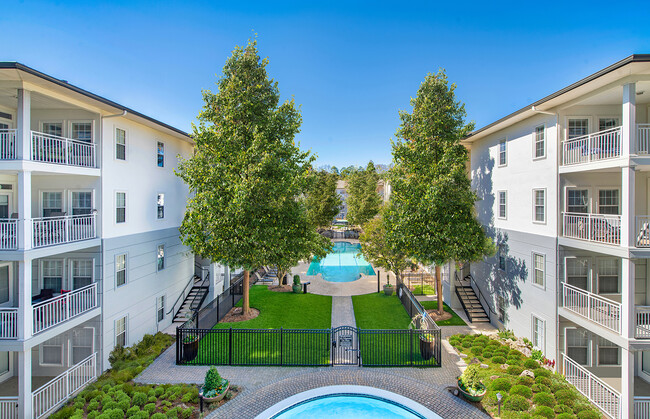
[533,392,556,407]
[490,377,513,392]
[533,368,551,378]
[103,401,118,411]
[491,356,507,365]
[533,405,555,418]
[132,392,147,406]
[154,387,164,397]
[144,403,157,414]
[555,389,574,406]
[127,406,141,416]
[151,414,166,419]
[148,396,157,403]
[554,404,574,414]
[531,383,550,393]
[117,399,130,412]
[524,359,539,369]
[557,414,576,419]
[504,394,530,412]
[577,410,601,419]
[461,341,473,348]
[506,365,525,375]
[105,409,125,419]
[535,376,552,387]
[509,384,533,398]
[481,350,493,359]
[88,400,99,411]
[506,357,523,365]
[471,346,483,356]
[517,376,534,386]
[87,412,98,419]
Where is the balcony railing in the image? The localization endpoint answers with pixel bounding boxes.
[32,214,96,248]
[561,282,621,333]
[0,308,17,339]
[562,126,622,166]
[636,397,650,418]
[562,212,621,245]
[0,129,16,160]
[32,283,98,335]
[638,124,650,154]
[563,354,620,418]
[30,131,95,168]
[32,352,96,419]
[636,306,650,339]
[0,220,18,250]
[0,397,18,419]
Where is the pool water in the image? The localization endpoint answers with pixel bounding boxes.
[306,242,375,282]
[272,394,430,419]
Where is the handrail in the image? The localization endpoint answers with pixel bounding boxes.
[563,353,620,418]
[561,282,621,333]
[166,274,197,316]
[188,268,210,312]
[562,126,622,165]
[455,268,497,318]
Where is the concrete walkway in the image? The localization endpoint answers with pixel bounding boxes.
[331,296,356,328]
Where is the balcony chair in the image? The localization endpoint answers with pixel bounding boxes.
[31,288,55,303]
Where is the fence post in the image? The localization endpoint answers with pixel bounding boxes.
[229,328,233,365]
[409,329,413,366]
[279,328,283,366]
[377,270,380,293]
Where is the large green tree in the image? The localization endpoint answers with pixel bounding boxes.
[176,40,329,315]
[304,170,342,228]
[346,161,382,226]
[388,70,493,315]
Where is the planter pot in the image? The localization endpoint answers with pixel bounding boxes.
[200,380,229,403]
[419,337,435,361]
[457,379,487,402]
[292,284,302,293]
[383,285,394,296]
[183,339,199,362]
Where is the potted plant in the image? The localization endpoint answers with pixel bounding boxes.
[292,274,302,293]
[419,332,436,361]
[457,364,487,402]
[182,334,199,362]
[383,278,394,296]
[200,366,229,402]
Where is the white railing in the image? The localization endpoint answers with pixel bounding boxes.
[32,352,96,419]
[32,213,96,248]
[562,126,622,165]
[635,397,650,418]
[561,282,621,333]
[0,220,18,250]
[638,124,650,155]
[32,283,98,335]
[562,212,621,245]
[30,131,95,168]
[0,397,18,419]
[563,354,620,418]
[637,216,650,247]
[0,129,16,160]
[0,308,17,339]
[636,306,650,339]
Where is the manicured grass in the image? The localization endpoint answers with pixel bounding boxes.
[420,301,467,326]
[411,284,437,295]
[352,293,411,329]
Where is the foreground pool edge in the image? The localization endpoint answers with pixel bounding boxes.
[254,385,440,419]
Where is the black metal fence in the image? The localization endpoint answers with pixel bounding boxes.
[401,272,437,296]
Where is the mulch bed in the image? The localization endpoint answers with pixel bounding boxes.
[425,309,453,322]
[268,284,292,293]
[220,307,260,323]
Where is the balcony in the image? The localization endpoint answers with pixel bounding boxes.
[32,283,98,335]
[0,130,96,168]
[0,308,17,339]
[562,212,621,246]
[0,129,16,159]
[31,214,96,249]
[0,397,18,418]
[561,282,621,333]
[32,352,96,418]
[563,354,621,418]
[637,124,650,154]
[562,127,622,166]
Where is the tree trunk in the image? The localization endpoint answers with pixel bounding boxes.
[243,270,250,316]
[435,265,443,316]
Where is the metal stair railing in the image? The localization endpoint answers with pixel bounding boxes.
[454,269,496,322]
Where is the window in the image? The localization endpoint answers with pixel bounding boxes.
[72,260,93,289]
[598,259,619,294]
[568,119,589,140]
[0,265,9,305]
[566,258,589,290]
[566,328,589,365]
[157,245,165,271]
[0,195,8,219]
[40,335,65,366]
[115,128,126,160]
[71,122,92,143]
[115,316,127,347]
[533,189,545,222]
[42,191,63,217]
[599,118,619,131]
[157,296,165,323]
[116,254,127,287]
[498,139,507,166]
[597,337,620,366]
[42,122,63,137]
[157,142,164,167]
[70,327,94,365]
[598,190,619,215]
[498,244,506,271]
[498,191,507,219]
[567,189,589,213]
[157,194,165,219]
[532,316,545,352]
[497,295,506,323]
[116,192,126,223]
[534,125,545,158]
[533,253,545,287]
[42,260,63,291]
[71,191,92,215]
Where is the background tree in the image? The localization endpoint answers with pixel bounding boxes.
[304,170,342,228]
[346,161,382,226]
[388,70,493,315]
[177,40,329,315]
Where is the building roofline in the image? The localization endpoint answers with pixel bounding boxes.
[465,54,650,140]
[0,62,192,140]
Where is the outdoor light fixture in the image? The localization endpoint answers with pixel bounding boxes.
[496,392,502,416]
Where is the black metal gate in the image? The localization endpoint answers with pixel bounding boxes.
[331,326,359,366]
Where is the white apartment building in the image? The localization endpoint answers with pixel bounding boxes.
[0,62,212,418]
[449,55,650,418]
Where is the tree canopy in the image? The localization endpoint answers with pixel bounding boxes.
[346,161,382,226]
[304,170,342,228]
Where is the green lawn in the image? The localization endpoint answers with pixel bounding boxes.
[352,293,411,329]
[420,301,467,326]
[411,284,437,295]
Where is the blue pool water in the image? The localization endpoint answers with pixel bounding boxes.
[306,242,375,282]
[272,394,429,419]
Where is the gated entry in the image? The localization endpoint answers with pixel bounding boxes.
[331,326,359,365]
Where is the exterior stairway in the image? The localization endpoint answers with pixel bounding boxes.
[455,280,490,323]
[171,275,209,325]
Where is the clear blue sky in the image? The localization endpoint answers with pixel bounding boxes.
[2,1,649,167]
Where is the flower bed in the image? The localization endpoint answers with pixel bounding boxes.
[51,333,240,419]
[449,333,603,418]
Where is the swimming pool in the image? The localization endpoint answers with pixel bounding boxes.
[306,242,375,282]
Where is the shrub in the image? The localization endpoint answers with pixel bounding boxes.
[165,407,179,418]
[533,392,556,407]
[506,365,524,375]
[293,274,301,285]
[531,384,550,393]
[148,389,156,397]
[577,410,601,419]
[151,414,167,419]
[533,406,555,418]
[504,394,530,412]
[506,357,522,365]
[509,385,533,398]
[531,349,544,361]
[471,346,483,355]
[459,365,484,394]
[554,404,574,414]
[105,409,126,419]
[557,414,576,419]
[103,401,118,411]
[490,377,512,392]
[535,376,552,387]
[491,356,506,364]
[133,392,147,406]
[117,398,131,411]
[154,387,164,397]
[481,350,493,359]
[108,345,135,368]
[87,412,98,419]
[461,341,472,348]
[148,396,157,403]
[73,401,84,410]
[88,400,100,411]
[517,376,534,386]
[182,407,193,418]
[533,368,551,378]
[555,389,574,406]
[144,403,157,414]
[524,359,539,369]
[127,406,141,416]
[203,366,222,392]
